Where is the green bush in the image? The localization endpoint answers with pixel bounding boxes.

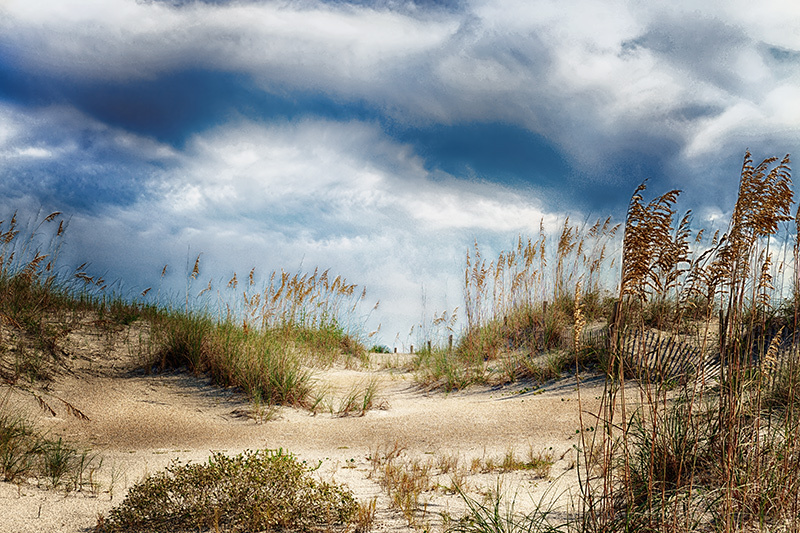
[369,344,390,354]
[99,449,358,533]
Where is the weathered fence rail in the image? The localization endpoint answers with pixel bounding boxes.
[618,329,720,383]
[585,325,798,385]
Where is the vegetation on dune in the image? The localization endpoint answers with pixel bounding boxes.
[0,390,101,491]
[0,209,370,504]
[148,258,370,407]
[367,442,555,530]
[96,449,360,533]
[3,151,800,532]
[581,152,800,533]
[412,216,618,391]
[0,209,368,407]
[407,151,800,531]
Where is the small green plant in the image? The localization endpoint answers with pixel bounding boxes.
[0,391,100,490]
[382,457,431,526]
[337,378,380,417]
[41,437,78,488]
[504,448,554,479]
[98,449,359,533]
[250,390,280,423]
[369,444,433,528]
[469,449,554,478]
[413,346,486,391]
[355,497,377,533]
[446,481,567,533]
[0,404,42,482]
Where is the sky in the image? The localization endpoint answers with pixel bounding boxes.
[1,0,799,345]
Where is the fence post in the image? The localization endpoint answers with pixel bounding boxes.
[410,345,414,354]
[608,299,621,352]
[427,340,432,352]
[448,334,453,351]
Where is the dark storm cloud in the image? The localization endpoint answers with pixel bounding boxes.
[0,103,175,211]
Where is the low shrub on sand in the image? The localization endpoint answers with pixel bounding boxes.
[97,449,358,533]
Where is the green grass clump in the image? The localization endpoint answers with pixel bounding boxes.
[336,378,380,417]
[0,392,100,490]
[615,378,800,532]
[446,483,566,533]
[412,345,486,391]
[144,260,368,408]
[98,449,358,533]
[148,314,318,407]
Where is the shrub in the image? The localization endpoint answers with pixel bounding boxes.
[98,449,358,533]
[369,344,390,354]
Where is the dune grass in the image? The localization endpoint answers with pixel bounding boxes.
[0,208,368,411]
[444,482,569,533]
[369,443,557,530]
[0,207,372,515]
[411,216,618,392]
[414,152,800,532]
[142,259,370,408]
[577,152,800,532]
[0,389,101,491]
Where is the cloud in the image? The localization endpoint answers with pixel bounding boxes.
[0,102,178,163]
[1,0,799,341]
[15,114,556,341]
[0,101,179,209]
[3,0,797,193]
[0,0,458,85]
[145,117,554,233]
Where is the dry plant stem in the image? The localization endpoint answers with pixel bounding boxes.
[574,335,598,529]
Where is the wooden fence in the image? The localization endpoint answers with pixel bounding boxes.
[586,325,798,385]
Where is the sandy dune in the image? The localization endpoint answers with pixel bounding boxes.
[2,335,607,533]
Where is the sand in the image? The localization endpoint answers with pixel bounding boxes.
[1,323,607,533]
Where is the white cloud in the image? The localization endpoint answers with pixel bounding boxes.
[0,106,75,163]
[693,0,800,51]
[15,146,53,158]
[684,101,759,158]
[685,83,800,159]
[149,118,555,237]
[0,0,458,86]
[0,102,179,165]
[47,116,564,342]
[764,84,800,127]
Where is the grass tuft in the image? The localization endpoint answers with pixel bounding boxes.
[446,481,567,533]
[0,391,100,490]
